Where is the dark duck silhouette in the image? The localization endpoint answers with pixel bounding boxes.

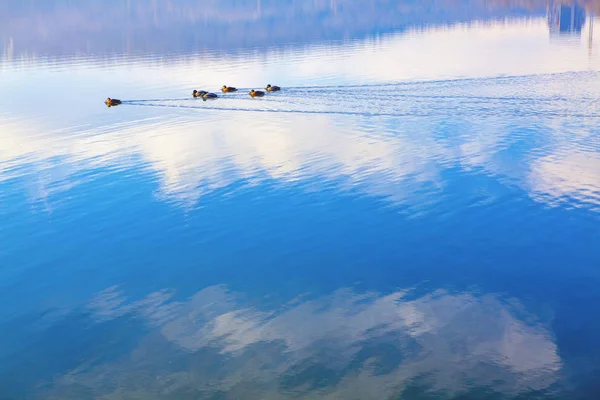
[266,84,281,92]
[221,85,238,93]
[193,90,218,99]
[249,89,265,97]
[105,97,122,107]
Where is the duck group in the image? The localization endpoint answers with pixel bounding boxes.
[192,84,281,100]
[193,84,282,99]
[203,84,281,98]
[193,90,218,99]
[106,84,281,107]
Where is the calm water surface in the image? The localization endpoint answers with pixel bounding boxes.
[1,1,600,399]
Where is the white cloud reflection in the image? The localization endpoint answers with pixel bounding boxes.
[529,152,600,210]
[0,111,448,209]
[81,284,561,398]
[1,18,599,213]
[2,83,599,214]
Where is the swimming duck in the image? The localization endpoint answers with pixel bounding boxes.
[202,92,218,100]
[105,97,122,107]
[222,85,237,93]
[266,84,281,92]
[193,90,208,98]
[249,89,265,97]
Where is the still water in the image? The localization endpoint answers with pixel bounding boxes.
[1,1,600,399]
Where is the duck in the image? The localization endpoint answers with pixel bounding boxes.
[202,92,218,100]
[249,89,265,97]
[222,85,238,93]
[193,90,208,98]
[266,84,281,92]
[105,97,122,107]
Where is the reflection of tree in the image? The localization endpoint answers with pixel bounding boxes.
[581,0,600,12]
[492,0,600,13]
[0,0,548,57]
[553,0,600,12]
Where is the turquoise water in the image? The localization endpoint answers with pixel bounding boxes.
[1,1,600,399]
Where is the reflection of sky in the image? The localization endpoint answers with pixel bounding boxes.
[1,70,599,212]
[65,284,560,398]
[1,3,600,399]
[1,19,599,212]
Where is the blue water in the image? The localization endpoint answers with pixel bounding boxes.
[1,1,600,399]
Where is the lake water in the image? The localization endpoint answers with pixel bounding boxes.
[1,1,600,399]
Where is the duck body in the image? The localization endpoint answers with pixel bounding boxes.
[202,92,218,99]
[193,90,208,98]
[249,89,265,97]
[105,97,122,107]
[222,85,238,93]
[266,84,281,92]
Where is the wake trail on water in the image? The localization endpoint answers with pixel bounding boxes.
[124,101,600,119]
[121,72,600,119]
